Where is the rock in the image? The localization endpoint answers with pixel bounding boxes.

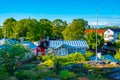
[63,65,73,71]
[108,73,120,80]
[111,68,120,73]
[31,60,41,64]
[63,63,83,72]
[7,76,18,80]
[110,62,117,66]
[117,61,120,65]
[100,61,106,65]
[107,68,120,79]
[115,76,120,80]
[72,63,83,68]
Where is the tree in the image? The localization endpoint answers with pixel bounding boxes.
[115,41,120,48]
[14,19,29,39]
[117,33,120,41]
[39,19,52,39]
[51,19,67,39]
[0,28,3,38]
[62,19,87,40]
[85,31,104,49]
[26,19,40,41]
[0,43,29,75]
[3,18,17,38]
[114,49,120,61]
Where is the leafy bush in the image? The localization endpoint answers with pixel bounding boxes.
[42,59,54,67]
[115,49,120,61]
[84,51,95,61]
[41,52,86,74]
[15,68,57,79]
[42,53,53,61]
[0,43,29,75]
[52,56,63,74]
[88,69,104,80]
[0,69,10,80]
[59,70,76,80]
[70,52,85,62]
[14,70,29,79]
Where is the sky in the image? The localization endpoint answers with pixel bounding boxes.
[0,0,120,27]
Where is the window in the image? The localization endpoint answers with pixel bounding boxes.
[43,43,46,47]
[81,48,85,51]
[74,48,76,51]
[110,35,113,37]
[105,34,107,38]
[108,35,113,37]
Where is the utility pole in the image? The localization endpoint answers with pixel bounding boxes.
[95,0,98,62]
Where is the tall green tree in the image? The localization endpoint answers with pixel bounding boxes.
[26,19,39,41]
[0,28,3,38]
[62,19,87,40]
[85,31,104,49]
[39,19,52,39]
[14,19,29,39]
[51,19,67,39]
[3,18,17,38]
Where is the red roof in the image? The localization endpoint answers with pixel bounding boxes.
[85,29,105,34]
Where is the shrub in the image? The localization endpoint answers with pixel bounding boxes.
[71,52,85,62]
[14,70,29,79]
[42,53,53,61]
[84,51,95,61]
[0,69,10,80]
[114,49,120,61]
[0,43,29,75]
[53,56,63,74]
[42,59,54,67]
[88,69,104,80]
[59,70,76,80]
[15,68,57,79]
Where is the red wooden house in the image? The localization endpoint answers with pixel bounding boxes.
[36,39,49,56]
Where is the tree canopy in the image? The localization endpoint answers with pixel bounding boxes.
[3,18,17,38]
[51,19,67,39]
[39,19,52,39]
[1,17,90,41]
[85,31,104,49]
[0,28,3,38]
[62,19,87,40]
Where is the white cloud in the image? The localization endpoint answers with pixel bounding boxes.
[89,22,120,28]
[89,22,108,26]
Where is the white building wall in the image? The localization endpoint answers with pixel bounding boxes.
[104,29,114,41]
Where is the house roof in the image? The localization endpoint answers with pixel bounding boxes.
[110,28,120,32]
[0,38,5,45]
[90,55,118,62]
[21,41,37,49]
[85,29,105,34]
[49,40,89,49]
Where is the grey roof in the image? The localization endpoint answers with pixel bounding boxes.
[0,38,5,45]
[21,41,37,49]
[90,55,118,62]
[49,40,89,48]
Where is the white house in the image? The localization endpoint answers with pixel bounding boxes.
[104,28,120,42]
[48,40,89,56]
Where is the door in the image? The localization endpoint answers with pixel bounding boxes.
[61,48,66,56]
